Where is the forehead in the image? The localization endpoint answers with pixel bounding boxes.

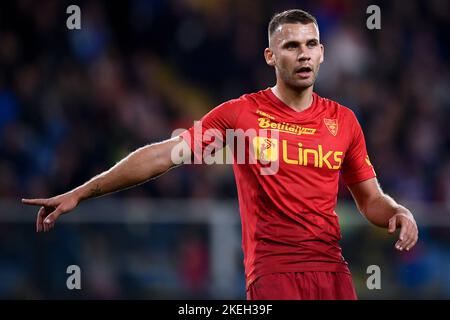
[271,23,319,45]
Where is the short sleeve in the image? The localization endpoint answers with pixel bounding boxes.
[341,112,376,186]
[180,99,243,163]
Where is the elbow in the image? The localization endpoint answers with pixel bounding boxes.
[151,145,175,174]
[154,154,173,174]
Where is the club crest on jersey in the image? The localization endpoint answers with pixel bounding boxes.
[324,118,338,136]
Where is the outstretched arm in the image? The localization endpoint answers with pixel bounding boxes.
[348,177,419,252]
[22,136,191,232]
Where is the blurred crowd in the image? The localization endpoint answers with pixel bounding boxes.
[1,0,449,204]
[1,0,450,299]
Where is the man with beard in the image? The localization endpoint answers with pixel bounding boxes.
[23,9,418,300]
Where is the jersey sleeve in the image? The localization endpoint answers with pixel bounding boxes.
[180,98,243,163]
[341,112,376,186]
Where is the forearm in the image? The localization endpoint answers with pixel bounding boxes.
[361,193,413,228]
[70,141,176,202]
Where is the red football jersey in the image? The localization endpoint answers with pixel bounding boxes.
[181,88,376,288]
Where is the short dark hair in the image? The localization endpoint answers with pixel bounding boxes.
[268,9,319,37]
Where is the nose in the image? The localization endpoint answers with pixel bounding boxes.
[297,45,311,61]
[297,52,310,61]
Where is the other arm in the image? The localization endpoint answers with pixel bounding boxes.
[348,177,419,251]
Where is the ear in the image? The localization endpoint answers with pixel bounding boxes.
[319,43,324,64]
[264,48,276,67]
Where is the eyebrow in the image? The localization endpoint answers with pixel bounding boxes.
[281,38,319,47]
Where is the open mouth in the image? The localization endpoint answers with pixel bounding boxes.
[295,66,313,78]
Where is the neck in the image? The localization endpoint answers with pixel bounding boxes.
[271,82,313,112]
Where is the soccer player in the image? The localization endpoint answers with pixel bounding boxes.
[22,9,418,300]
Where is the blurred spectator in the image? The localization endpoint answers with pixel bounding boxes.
[0,0,449,299]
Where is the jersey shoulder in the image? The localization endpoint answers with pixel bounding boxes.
[219,89,269,119]
[237,89,271,106]
[220,89,264,110]
[315,94,357,123]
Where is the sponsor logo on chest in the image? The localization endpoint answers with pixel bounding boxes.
[253,111,343,169]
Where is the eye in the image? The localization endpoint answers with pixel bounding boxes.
[307,40,318,48]
[284,42,298,49]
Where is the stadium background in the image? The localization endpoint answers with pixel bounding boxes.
[0,0,449,299]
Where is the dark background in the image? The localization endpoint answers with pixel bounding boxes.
[0,0,449,299]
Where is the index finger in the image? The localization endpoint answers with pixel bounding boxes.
[22,198,48,206]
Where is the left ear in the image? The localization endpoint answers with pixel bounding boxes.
[320,43,324,64]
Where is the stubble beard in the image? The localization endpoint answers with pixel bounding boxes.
[275,64,320,91]
[285,71,317,90]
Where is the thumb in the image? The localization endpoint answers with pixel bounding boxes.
[388,216,397,234]
[44,207,63,224]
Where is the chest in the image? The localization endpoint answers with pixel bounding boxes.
[236,107,350,172]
